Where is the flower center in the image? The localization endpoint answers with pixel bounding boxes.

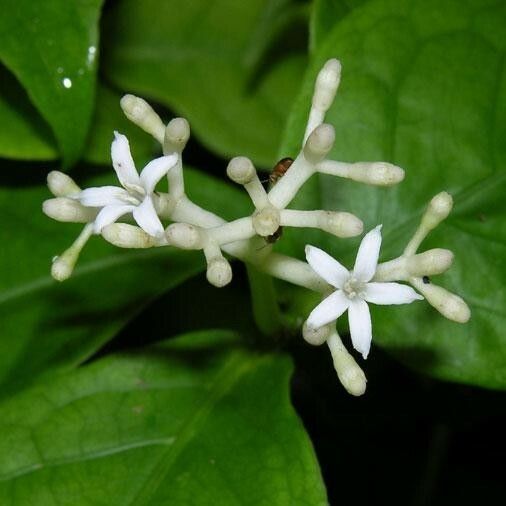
[342,276,365,300]
[123,183,146,205]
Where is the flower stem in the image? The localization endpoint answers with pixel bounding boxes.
[246,263,283,336]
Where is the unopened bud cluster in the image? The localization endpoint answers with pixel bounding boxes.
[42,58,470,395]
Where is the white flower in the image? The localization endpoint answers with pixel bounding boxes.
[76,131,178,237]
[305,225,423,359]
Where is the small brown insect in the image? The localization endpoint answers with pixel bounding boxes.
[269,157,293,187]
[259,157,293,246]
[265,227,283,244]
[422,275,430,284]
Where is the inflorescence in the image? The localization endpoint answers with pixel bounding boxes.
[43,58,471,396]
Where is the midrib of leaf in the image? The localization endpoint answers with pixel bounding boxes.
[446,220,506,248]
[0,438,176,482]
[128,353,260,506]
[314,168,506,258]
[0,248,195,305]
[0,350,264,497]
[380,36,420,222]
[389,169,506,242]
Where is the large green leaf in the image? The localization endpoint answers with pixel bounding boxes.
[280,0,506,388]
[0,66,57,161]
[309,0,369,51]
[0,72,159,166]
[0,166,250,395]
[0,330,327,505]
[0,0,104,165]
[0,76,155,165]
[101,0,307,168]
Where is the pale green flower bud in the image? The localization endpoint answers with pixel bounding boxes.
[304,124,335,163]
[47,171,80,197]
[120,94,165,143]
[164,117,190,153]
[102,223,157,248]
[302,321,332,346]
[206,257,233,288]
[227,156,256,185]
[43,197,96,223]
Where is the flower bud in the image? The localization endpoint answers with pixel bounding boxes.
[404,192,454,256]
[51,253,76,282]
[304,124,335,163]
[120,94,165,143]
[50,224,93,281]
[352,162,405,186]
[226,156,256,185]
[102,223,157,248]
[317,161,405,186]
[302,321,331,346]
[313,58,341,111]
[206,257,233,287]
[365,162,405,186]
[164,117,190,153]
[422,191,453,230]
[47,171,80,197]
[335,354,367,396]
[43,198,96,223]
[319,211,363,238]
[252,206,280,237]
[406,249,454,276]
[327,332,366,396]
[411,279,471,323]
[166,223,204,249]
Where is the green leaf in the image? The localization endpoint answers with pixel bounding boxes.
[0,0,104,165]
[0,66,57,161]
[309,0,369,51]
[101,0,307,168]
[280,0,506,388]
[0,166,249,395]
[0,76,155,165]
[0,330,327,505]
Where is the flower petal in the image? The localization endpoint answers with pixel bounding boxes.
[363,282,424,305]
[111,131,140,188]
[133,196,164,237]
[139,153,178,193]
[78,186,130,207]
[348,299,372,359]
[306,290,350,328]
[305,245,349,288]
[353,225,382,282]
[93,204,135,233]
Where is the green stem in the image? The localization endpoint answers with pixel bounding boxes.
[246,263,283,336]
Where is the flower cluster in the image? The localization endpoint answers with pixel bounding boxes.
[43,58,470,396]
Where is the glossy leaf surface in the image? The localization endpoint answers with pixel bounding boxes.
[281,0,506,388]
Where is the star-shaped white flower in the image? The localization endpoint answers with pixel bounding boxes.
[305,225,423,359]
[76,132,178,237]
